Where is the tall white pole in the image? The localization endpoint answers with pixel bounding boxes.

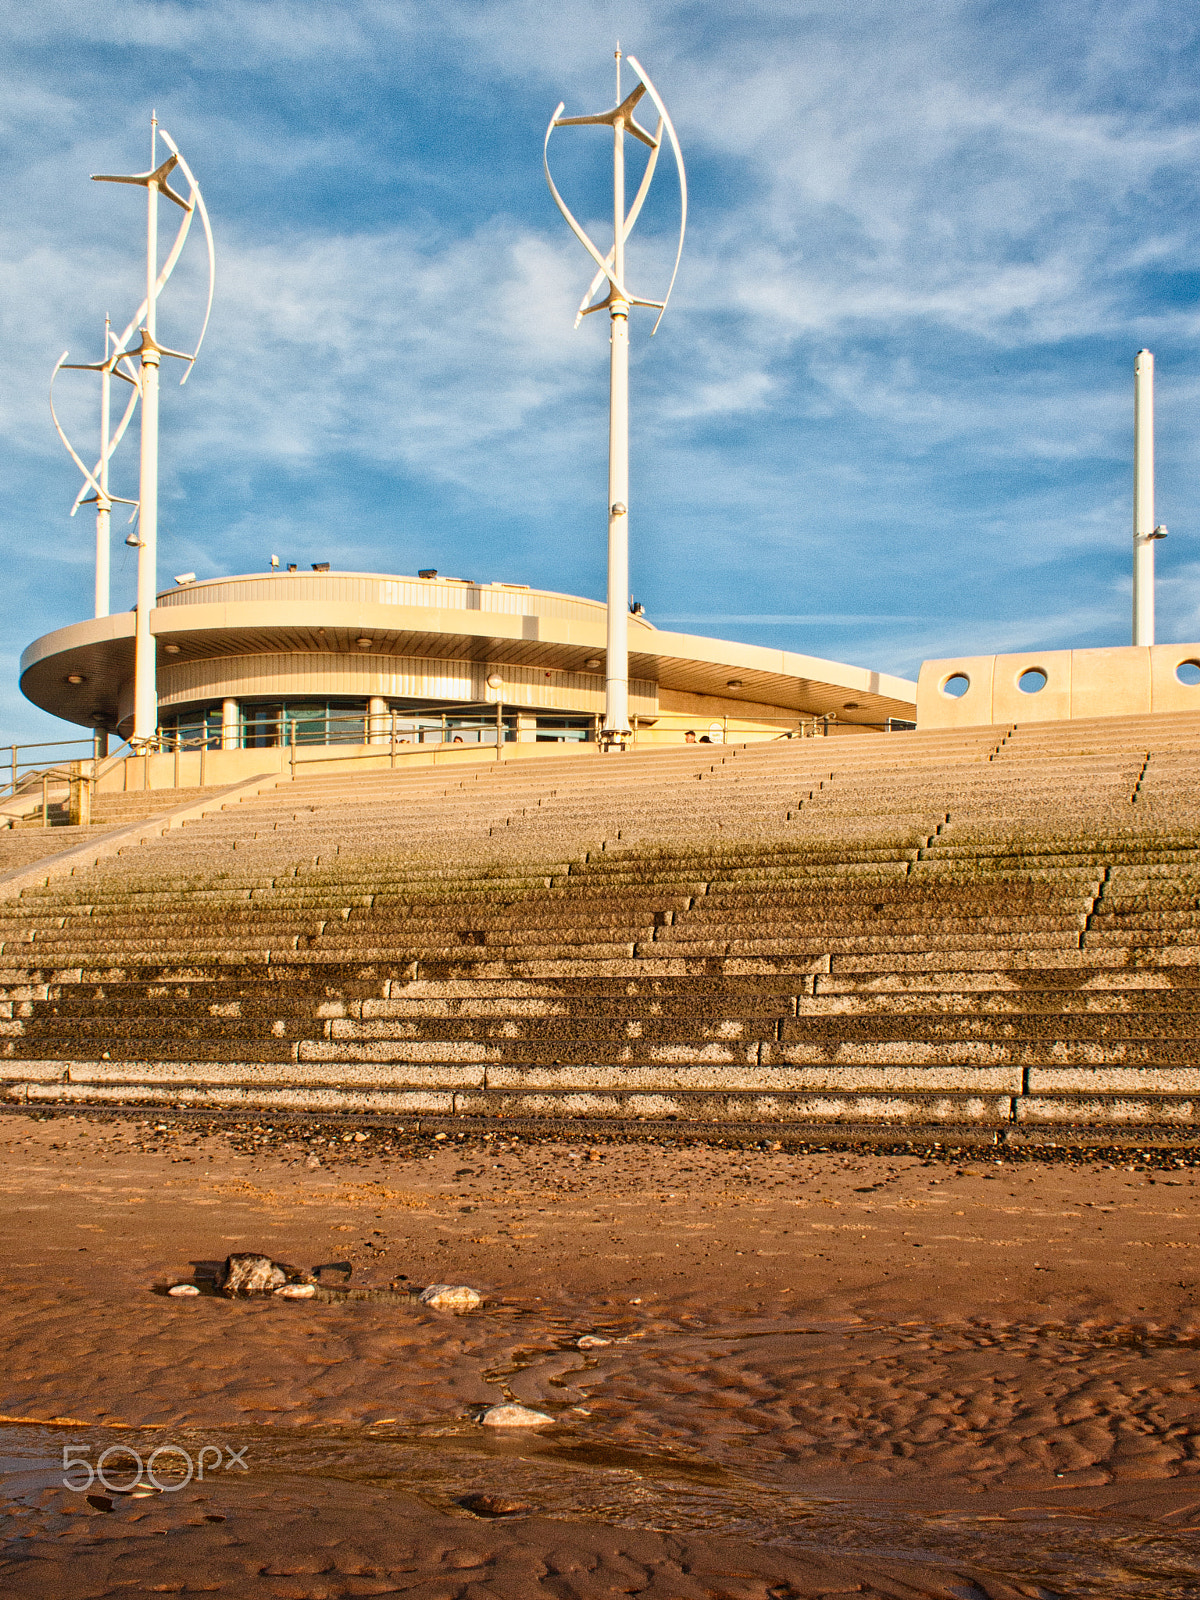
[606,50,630,743]
[134,114,160,743]
[94,314,112,618]
[1133,348,1155,648]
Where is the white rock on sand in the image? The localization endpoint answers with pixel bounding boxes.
[419,1284,484,1312]
[480,1404,554,1429]
[274,1283,317,1299]
[577,1334,611,1348]
[167,1284,201,1297]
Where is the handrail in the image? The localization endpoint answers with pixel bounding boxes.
[154,705,519,753]
[0,735,102,802]
[0,700,912,813]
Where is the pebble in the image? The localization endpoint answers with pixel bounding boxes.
[274,1282,317,1299]
[218,1252,312,1297]
[577,1334,611,1348]
[479,1404,553,1429]
[167,1283,201,1297]
[460,1493,532,1518]
[419,1284,484,1312]
[305,1153,321,1170]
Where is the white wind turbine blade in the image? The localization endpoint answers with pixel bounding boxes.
[574,119,663,326]
[68,377,141,516]
[158,127,215,381]
[49,352,105,512]
[544,104,624,301]
[626,57,687,332]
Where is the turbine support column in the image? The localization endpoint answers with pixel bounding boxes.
[1133,349,1156,648]
[134,343,160,744]
[607,298,630,741]
[95,328,112,619]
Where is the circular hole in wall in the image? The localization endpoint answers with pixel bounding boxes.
[1018,668,1047,694]
[1176,660,1200,687]
[941,673,970,699]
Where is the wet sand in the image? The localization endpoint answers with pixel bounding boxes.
[2,1113,1199,1598]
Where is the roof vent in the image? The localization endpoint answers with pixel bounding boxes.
[418,569,437,579]
[311,562,330,572]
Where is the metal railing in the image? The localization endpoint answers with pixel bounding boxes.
[0,735,107,802]
[631,710,920,743]
[0,703,921,824]
[157,704,523,753]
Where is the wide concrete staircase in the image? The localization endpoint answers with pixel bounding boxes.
[0,787,216,875]
[2,714,1200,1135]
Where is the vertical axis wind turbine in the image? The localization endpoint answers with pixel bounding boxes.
[50,315,142,619]
[545,48,686,746]
[89,113,215,744]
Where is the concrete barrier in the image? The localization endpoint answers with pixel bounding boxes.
[917,644,1200,728]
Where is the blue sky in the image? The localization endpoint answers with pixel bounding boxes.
[4,0,1200,742]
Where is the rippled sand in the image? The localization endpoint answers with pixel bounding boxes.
[1,1116,1198,1597]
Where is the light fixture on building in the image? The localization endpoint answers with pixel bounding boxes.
[65,673,86,685]
[486,673,503,689]
[173,572,196,585]
[164,643,181,654]
[356,637,373,649]
[726,678,743,688]
[843,701,860,710]
[125,531,143,548]
[584,658,602,670]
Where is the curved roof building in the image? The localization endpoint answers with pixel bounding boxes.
[20,569,917,747]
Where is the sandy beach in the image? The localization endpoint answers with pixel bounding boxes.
[2,1112,1198,1598]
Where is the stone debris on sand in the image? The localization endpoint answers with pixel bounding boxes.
[479,1403,554,1428]
[274,1282,317,1299]
[459,1492,532,1517]
[577,1333,611,1348]
[166,1283,200,1297]
[419,1283,484,1312]
[216,1252,314,1298]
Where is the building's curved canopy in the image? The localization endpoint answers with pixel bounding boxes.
[21,571,917,736]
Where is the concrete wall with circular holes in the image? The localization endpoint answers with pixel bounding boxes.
[916,645,1200,728]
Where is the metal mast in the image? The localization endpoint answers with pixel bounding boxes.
[96,316,113,617]
[1132,349,1167,646]
[545,49,686,747]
